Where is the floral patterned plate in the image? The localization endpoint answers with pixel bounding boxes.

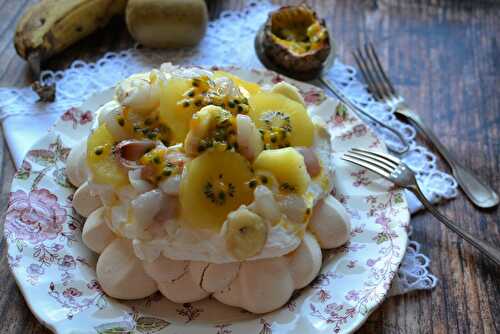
[4,69,409,334]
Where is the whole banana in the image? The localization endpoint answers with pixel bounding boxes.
[14,0,127,75]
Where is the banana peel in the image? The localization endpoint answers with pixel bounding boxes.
[14,0,127,76]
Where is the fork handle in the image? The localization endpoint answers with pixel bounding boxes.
[318,76,409,154]
[410,185,500,266]
[395,107,499,208]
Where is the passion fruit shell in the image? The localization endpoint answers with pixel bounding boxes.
[257,5,332,80]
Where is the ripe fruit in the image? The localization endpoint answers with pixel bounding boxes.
[86,125,128,187]
[159,77,201,143]
[259,4,331,79]
[126,0,208,48]
[248,92,314,148]
[253,147,310,195]
[14,0,127,75]
[224,207,268,260]
[179,150,254,230]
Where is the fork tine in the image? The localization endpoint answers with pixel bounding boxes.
[367,43,397,96]
[363,43,392,100]
[341,156,391,179]
[344,153,394,174]
[351,148,401,165]
[352,48,384,100]
[347,149,399,168]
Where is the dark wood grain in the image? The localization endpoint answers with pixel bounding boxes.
[0,0,499,333]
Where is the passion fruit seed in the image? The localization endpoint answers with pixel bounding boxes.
[259,111,293,149]
[139,147,182,184]
[94,146,104,155]
[203,176,236,206]
[248,179,258,188]
[176,75,252,117]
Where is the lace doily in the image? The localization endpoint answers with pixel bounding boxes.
[0,0,445,295]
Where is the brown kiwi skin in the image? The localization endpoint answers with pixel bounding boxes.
[126,0,208,48]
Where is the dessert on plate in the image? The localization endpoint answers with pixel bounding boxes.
[66,64,351,314]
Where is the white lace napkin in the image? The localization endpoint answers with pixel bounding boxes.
[0,0,448,295]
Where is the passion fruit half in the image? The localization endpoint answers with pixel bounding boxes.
[256,5,333,80]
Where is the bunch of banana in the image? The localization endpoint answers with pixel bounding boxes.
[15,0,127,76]
[14,0,208,77]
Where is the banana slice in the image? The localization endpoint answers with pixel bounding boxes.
[223,207,268,261]
[189,261,240,293]
[143,256,189,283]
[72,181,102,217]
[308,195,351,249]
[96,239,157,300]
[82,207,115,254]
[157,271,210,303]
[66,139,88,187]
[270,81,306,106]
[286,231,322,289]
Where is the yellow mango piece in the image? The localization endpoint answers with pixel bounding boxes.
[180,150,254,230]
[159,77,200,143]
[253,148,310,195]
[86,125,128,187]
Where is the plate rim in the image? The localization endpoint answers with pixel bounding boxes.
[4,67,410,334]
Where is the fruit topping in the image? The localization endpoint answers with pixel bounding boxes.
[253,147,311,195]
[86,125,128,187]
[180,150,254,230]
[223,207,268,260]
[249,92,314,149]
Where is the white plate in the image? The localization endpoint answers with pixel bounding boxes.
[4,68,409,334]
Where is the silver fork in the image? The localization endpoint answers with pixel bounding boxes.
[342,148,500,266]
[353,43,499,209]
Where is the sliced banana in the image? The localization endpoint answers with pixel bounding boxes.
[286,231,322,289]
[239,256,295,314]
[82,207,115,254]
[96,239,157,300]
[189,261,240,293]
[72,181,102,217]
[308,194,351,249]
[270,82,305,106]
[184,106,231,156]
[143,256,189,283]
[223,207,268,261]
[157,271,210,303]
[66,139,88,187]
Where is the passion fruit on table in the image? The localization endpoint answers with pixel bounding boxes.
[256,4,333,80]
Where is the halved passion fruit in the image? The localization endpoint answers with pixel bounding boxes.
[258,5,331,79]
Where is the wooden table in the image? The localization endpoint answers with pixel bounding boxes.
[0,0,499,333]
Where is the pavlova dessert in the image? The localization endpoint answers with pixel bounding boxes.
[66,64,351,314]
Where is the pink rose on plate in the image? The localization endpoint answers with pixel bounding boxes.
[61,107,93,129]
[58,255,76,271]
[63,287,82,298]
[5,189,66,244]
